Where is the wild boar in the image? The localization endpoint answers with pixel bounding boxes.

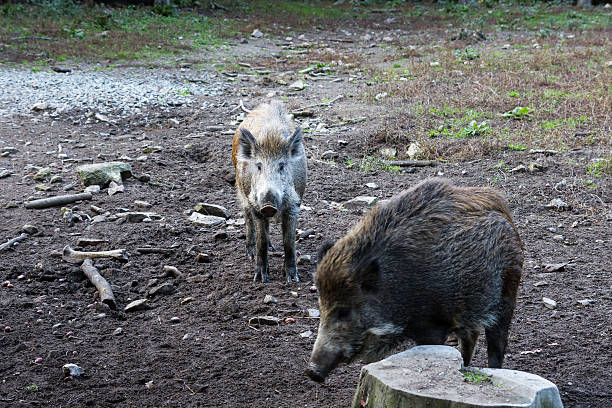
[306,178,523,382]
[232,101,307,283]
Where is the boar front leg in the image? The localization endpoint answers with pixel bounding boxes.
[254,216,270,283]
[282,212,299,282]
[244,210,256,261]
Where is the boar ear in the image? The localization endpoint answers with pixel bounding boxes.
[355,259,380,293]
[317,240,335,264]
[288,127,303,157]
[238,128,256,160]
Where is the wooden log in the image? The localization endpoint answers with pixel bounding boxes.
[62,245,128,263]
[25,192,92,209]
[81,259,116,310]
[384,160,437,167]
[0,233,28,251]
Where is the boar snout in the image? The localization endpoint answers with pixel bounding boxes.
[259,190,280,217]
[306,337,343,383]
[260,205,278,218]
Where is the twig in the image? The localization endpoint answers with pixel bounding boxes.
[322,38,354,43]
[25,192,92,209]
[0,233,28,251]
[62,245,128,263]
[292,95,343,113]
[239,99,252,113]
[81,259,116,310]
[10,36,53,41]
[385,160,437,167]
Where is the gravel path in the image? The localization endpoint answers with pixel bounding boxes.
[0,67,229,119]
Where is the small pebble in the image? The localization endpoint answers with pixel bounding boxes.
[113,327,124,336]
[34,357,43,364]
[284,317,295,324]
[263,294,278,304]
[309,286,317,293]
[170,317,181,324]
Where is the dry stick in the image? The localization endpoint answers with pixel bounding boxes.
[0,233,28,251]
[10,35,53,41]
[25,192,92,209]
[62,245,128,263]
[292,94,344,113]
[81,259,116,310]
[239,99,252,114]
[384,160,437,167]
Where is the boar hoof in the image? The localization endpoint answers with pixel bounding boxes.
[246,245,255,261]
[285,264,300,283]
[254,264,269,283]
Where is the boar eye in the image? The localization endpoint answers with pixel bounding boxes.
[256,162,263,172]
[279,162,285,172]
[337,308,351,321]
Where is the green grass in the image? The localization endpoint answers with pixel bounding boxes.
[24,384,39,392]
[461,369,490,384]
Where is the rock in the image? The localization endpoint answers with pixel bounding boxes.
[125,212,161,223]
[148,283,176,297]
[34,184,51,191]
[321,150,339,160]
[248,316,280,326]
[251,29,263,38]
[52,66,72,73]
[62,363,85,377]
[85,185,101,194]
[379,147,396,158]
[297,255,311,265]
[290,291,298,297]
[543,297,557,310]
[195,253,211,263]
[552,235,564,241]
[263,295,278,304]
[108,181,125,196]
[528,162,547,173]
[543,262,568,272]
[188,212,225,227]
[309,285,317,293]
[351,345,563,408]
[33,167,51,181]
[545,198,568,210]
[95,113,110,122]
[307,308,320,318]
[113,327,123,336]
[345,196,378,209]
[31,102,49,111]
[76,162,132,187]
[50,175,62,183]
[289,80,306,91]
[169,316,181,324]
[134,200,152,209]
[406,142,422,159]
[0,169,13,179]
[365,182,379,189]
[534,281,548,287]
[182,333,195,340]
[194,203,231,219]
[577,299,593,306]
[22,224,38,234]
[162,265,182,278]
[124,299,148,312]
[300,330,313,338]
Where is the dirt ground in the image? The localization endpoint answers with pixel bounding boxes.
[1,10,611,408]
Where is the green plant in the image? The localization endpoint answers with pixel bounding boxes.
[345,157,355,169]
[587,159,611,178]
[501,106,532,120]
[462,369,490,384]
[458,120,490,138]
[25,384,39,392]
[359,156,399,173]
[453,47,480,61]
[177,88,191,96]
[508,143,527,151]
[507,91,519,98]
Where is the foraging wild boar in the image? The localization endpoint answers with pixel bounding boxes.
[232,101,307,283]
[306,178,523,382]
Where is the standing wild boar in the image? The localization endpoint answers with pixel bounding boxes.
[306,178,523,382]
[232,101,307,283]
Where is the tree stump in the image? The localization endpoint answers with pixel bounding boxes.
[351,346,563,408]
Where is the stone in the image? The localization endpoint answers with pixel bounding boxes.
[543,297,557,309]
[406,142,422,160]
[248,316,280,326]
[134,200,152,209]
[577,299,593,306]
[124,299,148,312]
[351,345,563,408]
[182,333,195,340]
[195,253,211,263]
[62,363,85,377]
[108,181,125,196]
[345,196,378,209]
[289,80,306,91]
[290,291,298,297]
[545,198,568,210]
[0,170,13,179]
[251,29,263,38]
[50,175,62,184]
[510,165,527,173]
[85,185,101,194]
[188,212,225,227]
[33,167,51,181]
[379,147,396,158]
[31,102,49,111]
[34,184,51,191]
[148,283,176,297]
[321,150,339,160]
[263,295,278,304]
[76,162,132,187]
[125,212,161,223]
[365,182,379,189]
[297,255,311,265]
[113,327,123,336]
[307,308,320,318]
[22,224,38,234]
[214,231,228,240]
[170,317,181,324]
[95,113,110,122]
[194,203,231,219]
[300,330,313,338]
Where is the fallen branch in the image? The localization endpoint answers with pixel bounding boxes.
[10,35,53,41]
[63,245,128,263]
[0,233,28,251]
[136,247,175,255]
[25,192,92,209]
[239,99,252,114]
[322,38,354,43]
[292,94,343,113]
[384,160,437,167]
[81,259,116,310]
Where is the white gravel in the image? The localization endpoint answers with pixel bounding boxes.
[0,67,228,118]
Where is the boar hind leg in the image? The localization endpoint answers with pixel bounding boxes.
[457,328,480,367]
[245,210,256,261]
[281,213,299,282]
[486,298,516,368]
[254,217,270,283]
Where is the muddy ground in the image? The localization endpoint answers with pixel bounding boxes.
[1,12,611,408]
